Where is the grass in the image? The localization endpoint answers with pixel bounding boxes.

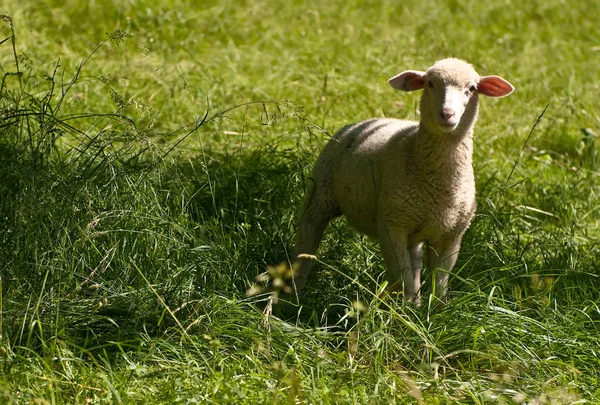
[1,0,599,403]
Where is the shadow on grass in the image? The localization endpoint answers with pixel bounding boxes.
[0,133,360,352]
[2,121,599,357]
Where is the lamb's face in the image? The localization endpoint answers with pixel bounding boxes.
[421,72,478,132]
[422,61,480,133]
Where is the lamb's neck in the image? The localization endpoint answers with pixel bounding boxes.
[414,127,475,183]
[413,95,479,175]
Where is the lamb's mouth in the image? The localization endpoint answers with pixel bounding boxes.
[438,122,458,133]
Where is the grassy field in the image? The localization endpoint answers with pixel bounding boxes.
[1,0,599,403]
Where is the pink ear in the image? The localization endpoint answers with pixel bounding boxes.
[388,70,426,92]
[478,75,514,98]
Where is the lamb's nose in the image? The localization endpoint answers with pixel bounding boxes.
[440,110,456,120]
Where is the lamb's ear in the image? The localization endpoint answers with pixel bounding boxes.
[388,70,426,92]
[478,75,514,98]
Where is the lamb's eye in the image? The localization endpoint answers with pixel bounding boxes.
[428,81,434,88]
[469,85,477,92]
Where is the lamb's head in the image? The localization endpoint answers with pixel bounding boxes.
[388,58,514,134]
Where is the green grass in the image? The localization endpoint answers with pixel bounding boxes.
[1,0,599,403]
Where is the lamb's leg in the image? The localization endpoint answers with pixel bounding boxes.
[427,232,465,299]
[409,241,424,304]
[377,223,415,302]
[293,185,338,299]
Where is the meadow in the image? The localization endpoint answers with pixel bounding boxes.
[1,0,599,403]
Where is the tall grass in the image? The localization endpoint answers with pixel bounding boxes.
[1,1,600,403]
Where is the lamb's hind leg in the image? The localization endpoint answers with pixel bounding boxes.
[292,182,339,300]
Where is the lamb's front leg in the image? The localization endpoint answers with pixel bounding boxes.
[377,222,416,302]
[409,241,424,305]
[427,231,465,299]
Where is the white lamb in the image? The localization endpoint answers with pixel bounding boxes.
[293,58,514,304]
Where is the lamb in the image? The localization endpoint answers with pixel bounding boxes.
[292,58,514,304]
